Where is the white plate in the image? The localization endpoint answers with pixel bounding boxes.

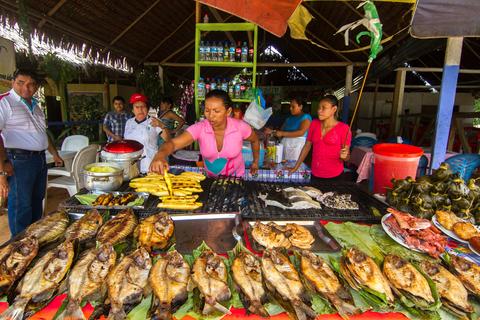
[432,214,479,245]
[381,213,422,253]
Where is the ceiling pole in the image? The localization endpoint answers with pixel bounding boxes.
[109,0,162,46]
[389,69,406,137]
[342,64,354,123]
[196,1,201,23]
[37,0,67,28]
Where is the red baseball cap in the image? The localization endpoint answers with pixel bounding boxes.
[129,93,148,104]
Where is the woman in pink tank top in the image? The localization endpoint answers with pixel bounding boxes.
[289,95,352,180]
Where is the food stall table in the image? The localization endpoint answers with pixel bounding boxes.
[350,146,457,183]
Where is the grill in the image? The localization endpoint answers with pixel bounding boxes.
[241,181,387,223]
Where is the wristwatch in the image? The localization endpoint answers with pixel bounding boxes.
[0,171,8,176]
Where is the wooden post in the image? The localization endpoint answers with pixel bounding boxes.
[370,78,379,132]
[431,37,463,170]
[389,70,406,137]
[342,64,353,123]
[196,2,201,23]
[158,65,164,95]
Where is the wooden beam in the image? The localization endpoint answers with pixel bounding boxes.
[366,84,480,89]
[389,70,406,136]
[38,0,67,28]
[142,12,194,62]
[370,78,379,132]
[396,67,480,74]
[207,7,235,43]
[196,2,201,23]
[454,117,471,153]
[109,0,161,46]
[464,39,480,63]
[0,0,142,61]
[157,61,367,68]
[305,0,415,2]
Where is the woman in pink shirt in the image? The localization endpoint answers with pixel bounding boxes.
[150,90,260,177]
[289,95,351,180]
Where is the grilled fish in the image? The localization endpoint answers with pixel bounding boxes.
[191,250,231,315]
[149,250,190,320]
[300,250,359,317]
[97,208,138,245]
[382,255,434,308]
[0,241,75,320]
[420,260,473,317]
[284,224,314,249]
[25,210,70,245]
[340,247,394,304]
[0,237,39,295]
[107,247,152,320]
[136,213,174,252]
[261,249,316,320]
[251,221,291,249]
[450,255,480,297]
[65,209,103,243]
[231,251,268,317]
[58,243,117,320]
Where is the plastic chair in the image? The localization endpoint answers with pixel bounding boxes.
[355,132,377,140]
[351,136,378,149]
[445,153,480,181]
[61,135,89,152]
[47,144,99,196]
[386,136,413,145]
[416,155,429,177]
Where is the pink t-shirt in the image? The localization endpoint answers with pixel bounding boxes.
[307,119,352,178]
[187,117,252,177]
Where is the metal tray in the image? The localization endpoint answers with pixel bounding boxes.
[170,213,241,254]
[244,220,341,253]
[61,191,150,210]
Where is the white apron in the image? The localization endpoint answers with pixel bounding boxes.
[281,137,307,161]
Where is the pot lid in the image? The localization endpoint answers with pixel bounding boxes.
[104,140,143,153]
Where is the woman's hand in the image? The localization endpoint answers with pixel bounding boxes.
[250,161,259,175]
[274,130,283,138]
[288,165,299,176]
[149,153,169,174]
[264,127,273,135]
[151,117,165,129]
[340,146,350,161]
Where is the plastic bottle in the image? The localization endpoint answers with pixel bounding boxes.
[229,42,236,62]
[210,78,217,91]
[205,78,211,93]
[234,81,241,99]
[235,41,242,62]
[203,13,209,23]
[197,78,205,98]
[217,42,223,62]
[228,80,234,98]
[221,78,228,92]
[205,41,211,61]
[223,42,229,61]
[199,41,205,61]
[248,45,254,62]
[241,41,248,62]
[211,42,217,62]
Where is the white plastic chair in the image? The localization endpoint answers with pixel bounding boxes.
[355,132,377,140]
[61,135,89,152]
[47,144,99,196]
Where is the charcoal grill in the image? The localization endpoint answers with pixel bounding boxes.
[241,181,387,223]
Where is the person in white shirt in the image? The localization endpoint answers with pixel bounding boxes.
[124,93,170,173]
[0,69,63,236]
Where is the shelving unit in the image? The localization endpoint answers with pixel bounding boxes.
[194,22,258,118]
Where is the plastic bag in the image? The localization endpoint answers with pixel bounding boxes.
[243,101,272,129]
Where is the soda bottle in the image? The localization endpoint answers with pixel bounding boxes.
[203,13,209,23]
[234,82,241,99]
[235,41,242,62]
[205,78,211,93]
[210,78,217,91]
[248,45,254,62]
[223,42,229,61]
[229,42,236,62]
[205,41,211,61]
[197,78,205,98]
[217,42,223,62]
[211,42,217,62]
[241,42,248,62]
[228,80,234,98]
[199,41,205,61]
[221,78,228,92]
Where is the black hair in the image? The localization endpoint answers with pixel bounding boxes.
[13,68,42,84]
[290,95,305,109]
[160,97,174,105]
[112,95,125,103]
[205,89,232,108]
[320,94,338,106]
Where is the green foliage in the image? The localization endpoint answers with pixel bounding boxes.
[40,53,78,85]
[68,93,103,141]
[136,67,162,107]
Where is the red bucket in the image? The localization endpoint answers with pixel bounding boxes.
[372,143,423,194]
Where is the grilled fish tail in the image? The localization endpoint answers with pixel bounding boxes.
[325,293,360,318]
[0,297,29,320]
[150,302,173,320]
[107,305,127,320]
[203,298,231,315]
[247,301,269,318]
[57,299,86,320]
[292,300,316,320]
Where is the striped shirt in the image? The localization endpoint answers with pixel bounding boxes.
[0,89,48,151]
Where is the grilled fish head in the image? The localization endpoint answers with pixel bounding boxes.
[26,211,70,245]
[383,255,434,304]
[97,208,138,245]
[450,255,480,296]
[65,209,103,242]
[136,213,174,252]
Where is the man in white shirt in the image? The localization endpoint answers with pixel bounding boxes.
[0,69,63,236]
[124,93,169,173]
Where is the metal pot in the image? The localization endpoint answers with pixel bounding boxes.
[101,140,144,181]
[83,162,124,192]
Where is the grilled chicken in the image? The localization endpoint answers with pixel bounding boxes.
[0,237,39,295]
[261,249,316,320]
[107,247,152,320]
[149,250,190,320]
[25,210,70,245]
[65,209,103,243]
[0,241,75,320]
[136,213,174,252]
[300,250,359,317]
[191,250,231,315]
[97,208,138,245]
[231,251,268,317]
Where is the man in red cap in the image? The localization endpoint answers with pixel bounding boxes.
[124,93,170,173]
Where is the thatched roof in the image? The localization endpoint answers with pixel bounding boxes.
[0,0,479,89]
